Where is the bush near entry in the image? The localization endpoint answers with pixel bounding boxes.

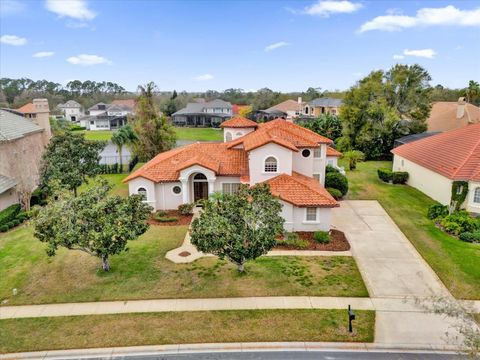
[325,172,348,197]
[314,231,330,244]
[326,187,342,200]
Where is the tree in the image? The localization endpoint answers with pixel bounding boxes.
[34,180,151,271]
[238,105,253,118]
[466,80,480,104]
[111,124,138,171]
[298,113,342,141]
[190,184,284,272]
[40,131,106,196]
[131,82,177,161]
[343,150,364,170]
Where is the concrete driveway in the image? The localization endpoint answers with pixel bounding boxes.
[332,201,459,347]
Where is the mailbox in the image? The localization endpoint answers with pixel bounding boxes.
[348,305,355,333]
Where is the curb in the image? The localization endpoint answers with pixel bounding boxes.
[0,342,463,359]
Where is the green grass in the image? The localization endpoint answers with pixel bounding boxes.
[78,173,128,197]
[0,223,368,306]
[80,128,223,142]
[342,160,480,300]
[0,309,375,353]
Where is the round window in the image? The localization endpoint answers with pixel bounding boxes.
[172,186,182,194]
[302,149,311,158]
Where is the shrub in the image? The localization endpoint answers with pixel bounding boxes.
[325,164,340,174]
[314,231,330,244]
[392,171,409,184]
[26,205,41,219]
[0,204,21,227]
[11,219,20,227]
[0,225,8,232]
[6,221,16,229]
[30,188,47,207]
[178,203,194,216]
[278,232,309,249]
[442,211,479,233]
[377,168,392,182]
[459,231,480,243]
[156,216,178,223]
[427,204,449,220]
[325,172,349,196]
[440,220,463,235]
[326,187,342,200]
[16,212,28,222]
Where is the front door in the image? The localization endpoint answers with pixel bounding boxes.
[193,181,208,201]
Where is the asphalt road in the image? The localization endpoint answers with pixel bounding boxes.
[83,351,466,360]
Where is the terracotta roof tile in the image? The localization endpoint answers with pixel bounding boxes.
[392,123,480,182]
[427,102,480,132]
[327,147,342,157]
[15,103,35,114]
[264,172,338,207]
[220,116,258,128]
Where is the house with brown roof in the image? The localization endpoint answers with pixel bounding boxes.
[392,123,480,214]
[125,117,338,231]
[427,97,480,132]
[256,98,304,121]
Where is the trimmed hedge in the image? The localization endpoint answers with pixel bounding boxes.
[178,203,194,216]
[325,164,340,174]
[156,216,178,223]
[0,204,21,227]
[325,172,349,197]
[0,225,8,232]
[326,187,342,200]
[459,231,480,243]
[377,168,392,182]
[392,171,409,184]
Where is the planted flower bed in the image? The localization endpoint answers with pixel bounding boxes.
[148,210,193,226]
[276,229,350,251]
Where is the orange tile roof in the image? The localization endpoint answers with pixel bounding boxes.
[327,146,342,157]
[15,102,35,114]
[392,123,480,182]
[124,142,249,183]
[264,172,338,208]
[427,101,480,132]
[220,116,258,128]
[227,118,332,151]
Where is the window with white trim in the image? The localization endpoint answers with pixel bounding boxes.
[306,208,317,221]
[137,187,147,200]
[225,132,232,142]
[327,159,334,165]
[474,188,480,203]
[222,183,241,195]
[264,156,278,172]
[314,147,321,158]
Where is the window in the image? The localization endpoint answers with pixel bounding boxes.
[331,109,337,115]
[306,208,317,222]
[225,132,232,142]
[314,147,322,158]
[264,156,278,172]
[302,149,311,158]
[222,183,241,194]
[172,186,182,195]
[327,159,334,166]
[236,132,242,137]
[474,188,480,203]
[456,186,464,195]
[90,120,94,125]
[313,174,320,181]
[137,187,147,200]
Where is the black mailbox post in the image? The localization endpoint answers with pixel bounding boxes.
[348,305,355,333]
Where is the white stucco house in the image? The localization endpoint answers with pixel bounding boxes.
[392,123,480,214]
[57,100,84,122]
[125,117,339,231]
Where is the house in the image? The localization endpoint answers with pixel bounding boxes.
[14,102,37,119]
[392,123,480,214]
[427,97,480,132]
[111,99,136,111]
[57,100,84,122]
[0,99,51,210]
[172,99,232,127]
[302,97,343,117]
[125,117,338,231]
[256,98,304,121]
[79,102,133,130]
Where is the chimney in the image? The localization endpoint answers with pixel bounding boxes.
[457,97,466,119]
[32,98,52,144]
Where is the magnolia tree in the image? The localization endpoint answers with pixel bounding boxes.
[33,180,151,271]
[190,184,284,272]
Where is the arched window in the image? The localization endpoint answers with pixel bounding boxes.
[474,187,480,203]
[264,156,278,172]
[194,173,207,180]
[225,132,232,142]
[137,187,147,200]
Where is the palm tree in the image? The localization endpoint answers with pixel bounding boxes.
[466,80,479,104]
[343,150,365,171]
[112,124,138,172]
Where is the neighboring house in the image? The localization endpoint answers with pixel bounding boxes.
[427,97,480,132]
[14,102,37,119]
[256,98,304,121]
[302,97,343,117]
[80,102,133,131]
[326,146,345,175]
[392,123,480,214]
[393,132,440,148]
[0,99,51,210]
[111,99,136,112]
[172,99,232,127]
[125,117,338,231]
[57,100,84,122]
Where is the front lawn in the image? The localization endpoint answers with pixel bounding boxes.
[0,223,368,306]
[80,128,223,142]
[343,160,480,300]
[0,309,375,353]
[78,173,128,197]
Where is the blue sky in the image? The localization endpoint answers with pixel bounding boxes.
[1,0,479,92]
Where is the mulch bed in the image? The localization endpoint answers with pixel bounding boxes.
[148,210,193,226]
[275,229,350,251]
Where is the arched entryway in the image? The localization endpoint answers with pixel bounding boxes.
[192,173,208,201]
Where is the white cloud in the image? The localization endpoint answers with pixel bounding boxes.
[393,54,405,60]
[0,34,27,46]
[264,41,290,52]
[45,0,96,21]
[33,51,55,58]
[304,0,362,16]
[403,49,436,59]
[67,54,112,66]
[359,5,480,32]
[194,74,214,81]
[0,0,26,15]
